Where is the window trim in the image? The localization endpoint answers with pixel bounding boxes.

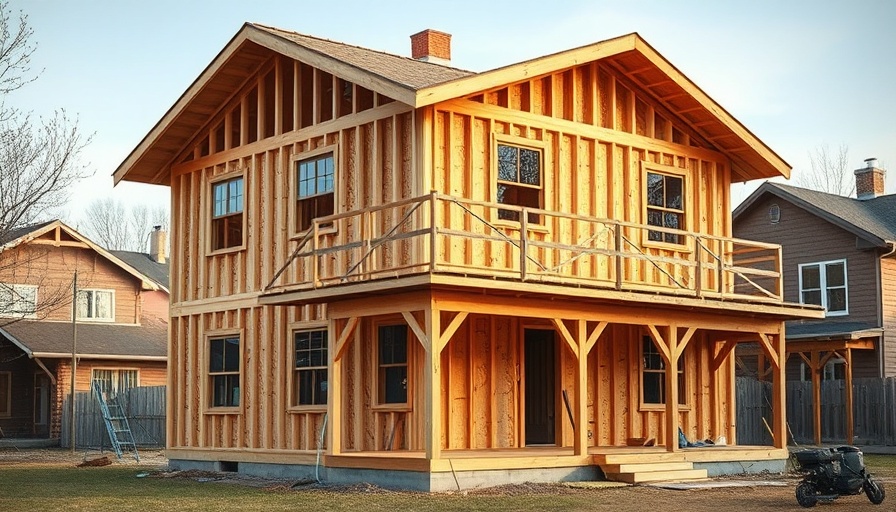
[290,144,339,238]
[491,133,546,227]
[288,322,329,412]
[374,321,411,410]
[0,371,10,418]
[798,259,848,316]
[639,334,689,411]
[641,161,691,251]
[76,288,115,323]
[0,283,38,319]
[208,170,247,256]
[203,329,244,414]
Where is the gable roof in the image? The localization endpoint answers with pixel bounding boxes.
[0,220,162,291]
[111,250,170,293]
[733,181,896,248]
[0,318,166,360]
[114,23,789,186]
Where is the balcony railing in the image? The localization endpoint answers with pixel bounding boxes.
[265,192,783,303]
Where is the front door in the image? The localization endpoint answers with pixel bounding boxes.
[524,329,556,445]
[33,373,50,437]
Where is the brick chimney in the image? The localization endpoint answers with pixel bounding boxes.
[854,157,886,200]
[149,225,167,264]
[410,29,451,65]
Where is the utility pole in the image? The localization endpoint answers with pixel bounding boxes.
[70,270,78,453]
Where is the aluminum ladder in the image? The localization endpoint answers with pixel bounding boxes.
[91,380,139,461]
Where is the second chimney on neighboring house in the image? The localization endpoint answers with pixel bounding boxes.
[855,157,886,200]
[410,29,451,65]
[149,225,167,264]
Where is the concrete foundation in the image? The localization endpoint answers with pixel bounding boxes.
[694,459,787,477]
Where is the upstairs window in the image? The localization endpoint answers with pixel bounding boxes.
[496,143,542,224]
[641,336,686,406]
[378,325,408,405]
[77,289,114,321]
[294,329,328,406]
[0,283,37,318]
[645,170,685,245]
[209,335,241,408]
[296,152,335,232]
[211,176,244,251]
[92,369,138,400]
[799,260,847,315]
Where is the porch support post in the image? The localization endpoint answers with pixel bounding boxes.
[575,320,607,456]
[648,324,678,452]
[844,348,854,444]
[811,351,822,446]
[328,316,361,455]
[771,330,787,449]
[420,307,442,460]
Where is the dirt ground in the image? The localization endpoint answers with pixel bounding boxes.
[1,447,893,511]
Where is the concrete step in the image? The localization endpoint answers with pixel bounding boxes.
[605,468,709,484]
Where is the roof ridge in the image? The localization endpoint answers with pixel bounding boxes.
[249,22,473,74]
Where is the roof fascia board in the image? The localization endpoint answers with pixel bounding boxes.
[631,38,791,180]
[30,352,167,361]
[249,28,417,106]
[735,184,887,247]
[414,34,638,108]
[0,326,34,357]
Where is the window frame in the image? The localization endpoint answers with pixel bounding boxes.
[76,288,115,322]
[291,145,338,237]
[0,371,10,418]
[641,162,690,250]
[204,330,243,414]
[91,368,140,400]
[0,283,38,319]
[208,171,247,255]
[798,259,848,316]
[639,335,688,410]
[375,322,410,410]
[289,324,329,411]
[491,134,546,226]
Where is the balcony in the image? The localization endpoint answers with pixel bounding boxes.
[262,192,783,305]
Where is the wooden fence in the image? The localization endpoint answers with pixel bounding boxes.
[60,386,166,449]
[737,377,896,446]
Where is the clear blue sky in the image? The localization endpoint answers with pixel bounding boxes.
[8,0,896,226]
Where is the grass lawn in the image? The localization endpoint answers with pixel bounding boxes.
[0,454,894,512]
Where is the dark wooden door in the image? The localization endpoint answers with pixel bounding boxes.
[524,329,556,445]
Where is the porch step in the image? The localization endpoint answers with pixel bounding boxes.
[601,461,708,484]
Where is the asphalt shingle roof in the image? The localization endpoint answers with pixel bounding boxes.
[0,318,167,359]
[0,220,55,246]
[111,250,170,291]
[252,24,473,90]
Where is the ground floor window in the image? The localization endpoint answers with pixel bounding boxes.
[378,325,408,404]
[641,336,686,406]
[294,329,328,406]
[209,335,241,408]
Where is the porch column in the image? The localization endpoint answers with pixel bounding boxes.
[844,348,854,444]
[424,307,441,460]
[762,330,787,449]
[554,319,607,456]
[328,316,360,455]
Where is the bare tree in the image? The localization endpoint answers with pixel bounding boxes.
[81,197,169,252]
[798,144,854,197]
[0,3,92,325]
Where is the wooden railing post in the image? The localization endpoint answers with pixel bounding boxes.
[520,209,528,281]
[312,220,320,288]
[361,210,372,280]
[694,237,703,298]
[429,192,438,273]
[614,223,623,290]
[717,239,725,297]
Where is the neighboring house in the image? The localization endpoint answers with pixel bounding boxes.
[733,160,895,443]
[0,221,169,440]
[113,24,819,489]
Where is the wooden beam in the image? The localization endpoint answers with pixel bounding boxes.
[845,348,854,444]
[756,333,780,370]
[673,326,697,361]
[424,306,441,460]
[771,330,787,448]
[711,340,737,371]
[811,351,822,446]
[584,321,608,355]
[333,316,360,362]
[646,324,671,363]
[574,319,588,456]
[327,318,343,455]
[551,318,579,359]
[437,311,468,355]
[664,324,680,452]
[402,311,430,353]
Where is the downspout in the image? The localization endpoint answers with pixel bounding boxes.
[879,241,896,378]
[32,356,57,386]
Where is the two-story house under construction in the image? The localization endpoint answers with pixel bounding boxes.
[113,24,820,490]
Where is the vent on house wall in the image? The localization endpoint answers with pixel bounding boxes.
[769,204,781,224]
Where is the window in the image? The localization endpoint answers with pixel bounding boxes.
[92,369,138,400]
[211,176,244,251]
[799,260,847,315]
[0,283,37,318]
[496,143,542,223]
[0,372,10,417]
[646,170,685,244]
[296,153,335,232]
[378,325,408,404]
[294,329,327,406]
[641,336,686,406]
[77,289,114,321]
[209,336,240,408]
